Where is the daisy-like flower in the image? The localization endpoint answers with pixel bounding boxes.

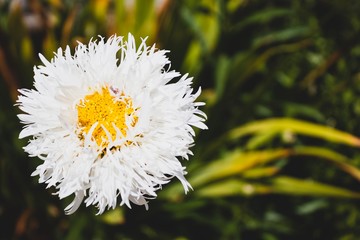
[17,33,207,214]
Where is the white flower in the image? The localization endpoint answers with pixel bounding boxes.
[17,33,207,215]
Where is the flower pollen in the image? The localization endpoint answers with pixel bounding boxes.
[76,87,137,147]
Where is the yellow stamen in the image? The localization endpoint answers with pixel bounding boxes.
[76,87,138,147]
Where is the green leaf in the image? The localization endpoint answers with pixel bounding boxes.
[225,40,312,91]
[283,102,326,122]
[161,149,289,201]
[100,208,125,225]
[65,213,88,240]
[270,176,360,198]
[228,118,360,147]
[226,0,245,13]
[253,26,311,48]
[196,177,360,199]
[189,149,290,188]
[215,55,231,99]
[242,167,280,179]
[181,0,220,75]
[296,199,328,215]
[233,8,293,31]
[293,146,360,182]
[245,130,278,150]
[196,179,272,197]
[91,0,110,21]
[134,0,155,35]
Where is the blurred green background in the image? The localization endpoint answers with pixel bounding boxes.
[2,0,360,239]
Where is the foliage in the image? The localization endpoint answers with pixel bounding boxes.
[2,0,360,239]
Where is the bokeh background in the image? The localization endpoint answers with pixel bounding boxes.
[2,0,360,239]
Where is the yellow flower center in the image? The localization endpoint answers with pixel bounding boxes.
[76,87,138,147]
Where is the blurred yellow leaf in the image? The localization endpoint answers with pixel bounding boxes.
[160,149,288,201]
[227,0,245,13]
[100,208,125,225]
[242,166,280,179]
[21,36,33,62]
[189,149,290,187]
[245,130,278,150]
[91,0,110,21]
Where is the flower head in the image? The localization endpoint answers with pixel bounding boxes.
[17,33,207,214]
